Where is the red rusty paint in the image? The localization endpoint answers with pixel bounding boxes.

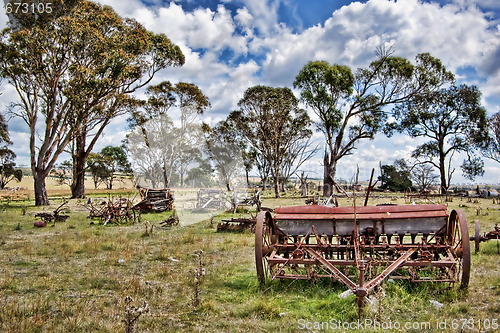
[255,206,470,310]
[274,204,447,215]
[274,210,448,221]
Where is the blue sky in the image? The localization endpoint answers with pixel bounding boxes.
[1,0,500,184]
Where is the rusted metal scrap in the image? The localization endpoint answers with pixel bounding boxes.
[305,194,338,207]
[196,188,227,210]
[255,204,470,312]
[84,196,139,225]
[217,217,256,232]
[472,221,500,253]
[134,188,174,212]
[159,210,180,228]
[34,201,69,226]
[231,190,262,212]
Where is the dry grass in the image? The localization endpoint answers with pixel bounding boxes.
[0,192,498,332]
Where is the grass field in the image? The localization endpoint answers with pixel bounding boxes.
[0,189,499,332]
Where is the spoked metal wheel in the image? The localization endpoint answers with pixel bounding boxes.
[447,209,471,289]
[255,211,274,283]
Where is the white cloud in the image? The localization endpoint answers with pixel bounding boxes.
[154,4,248,54]
[235,7,253,31]
[1,0,499,184]
[242,0,280,35]
[258,0,499,77]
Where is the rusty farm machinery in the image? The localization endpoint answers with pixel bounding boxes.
[473,221,500,254]
[255,204,470,310]
[217,190,265,232]
[134,188,174,212]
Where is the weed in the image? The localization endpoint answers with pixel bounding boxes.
[0,194,498,331]
[192,250,205,307]
[123,296,149,333]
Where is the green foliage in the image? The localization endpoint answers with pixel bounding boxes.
[130,81,209,129]
[387,84,489,190]
[294,49,453,196]
[185,164,214,188]
[294,61,353,136]
[482,111,500,164]
[0,113,11,145]
[0,0,184,204]
[0,147,22,189]
[461,156,484,181]
[87,146,131,190]
[4,0,82,31]
[100,146,132,174]
[379,161,414,192]
[87,153,112,189]
[0,115,22,189]
[229,85,312,197]
[50,160,73,188]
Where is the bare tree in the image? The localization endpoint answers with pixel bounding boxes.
[411,164,439,191]
[280,137,318,191]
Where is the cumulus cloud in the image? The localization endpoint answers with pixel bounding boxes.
[234,7,254,36]
[1,0,499,184]
[258,0,499,78]
[241,0,281,35]
[155,4,248,54]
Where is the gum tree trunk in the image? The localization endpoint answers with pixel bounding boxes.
[323,152,337,197]
[34,171,49,205]
[71,132,87,198]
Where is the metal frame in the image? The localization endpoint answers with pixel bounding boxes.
[473,221,500,253]
[255,204,470,310]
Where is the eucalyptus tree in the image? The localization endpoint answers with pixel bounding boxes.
[127,81,210,188]
[85,146,131,190]
[202,121,245,191]
[99,146,132,190]
[0,113,22,189]
[127,113,178,188]
[387,84,489,192]
[229,86,312,198]
[294,49,453,196]
[87,153,110,189]
[0,1,184,204]
[483,111,500,164]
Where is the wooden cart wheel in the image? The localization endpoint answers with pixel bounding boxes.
[255,211,273,283]
[447,209,471,289]
[474,220,481,254]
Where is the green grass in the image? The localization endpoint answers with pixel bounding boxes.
[0,195,499,332]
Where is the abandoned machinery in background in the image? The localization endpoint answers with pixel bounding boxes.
[134,188,174,212]
[473,221,500,254]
